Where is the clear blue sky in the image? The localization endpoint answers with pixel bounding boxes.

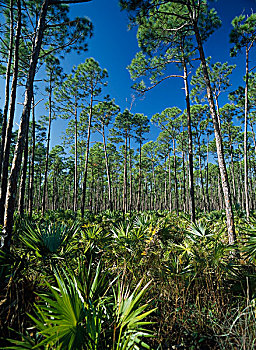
[6,0,256,149]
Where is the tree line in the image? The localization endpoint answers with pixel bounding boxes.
[0,0,256,253]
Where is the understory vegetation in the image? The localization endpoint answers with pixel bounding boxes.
[1,209,256,349]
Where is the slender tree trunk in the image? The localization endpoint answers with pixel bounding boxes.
[230,142,236,203]
[28,96,36,216]
[2,0,49,250]
[183,56,195,222]
[250,120,256,157]
[218,175,223,210]
[197,138,206,213]
[205,134,210,211]
[248,155,254,211]
[182,150,186,212]
[0,0,21,225]
[244,47,250,219]
[173,138,179,215]
[215,95,221,130]
[129,137,132,211]
[52,169,55,210]
[152,160,156,209]
[18,116,29,215]
[194,24,237,246]
[238,155,244,210]
[144,176,147,211]
[137,139,142,211]
[38,162,42,211]
[123,132,128,214]
[81,91,93,217]
[102,124,113,211]
[0,0,14,179]
[168,152,172,211]
[164,155,167,210]
[42,75,53,215]
[74,99,78,212]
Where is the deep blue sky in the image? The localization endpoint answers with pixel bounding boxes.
[8,0,256,148]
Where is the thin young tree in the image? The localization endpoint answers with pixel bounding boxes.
[92,99,120,211]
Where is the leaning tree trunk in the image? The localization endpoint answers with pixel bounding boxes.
[2,0,49,251]
[0,0,21,225]
[194,24,237,247]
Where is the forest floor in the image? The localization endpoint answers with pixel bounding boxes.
[1,209,256,349]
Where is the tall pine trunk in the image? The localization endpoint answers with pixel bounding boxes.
[194,24,237,246]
